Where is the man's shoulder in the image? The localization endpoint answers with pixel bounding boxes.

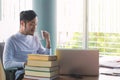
[6,33,17,42]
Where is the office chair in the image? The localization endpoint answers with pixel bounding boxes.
[0,42,17,80]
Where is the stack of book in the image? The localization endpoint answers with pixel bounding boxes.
[24,54,59,80]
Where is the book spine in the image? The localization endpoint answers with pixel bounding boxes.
[25,66,58,72]
[25,70,58,77]
[28,56,57,61]
[27,60,58,67]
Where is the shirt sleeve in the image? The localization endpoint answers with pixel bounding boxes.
[37,42,51,55]
[3,38,24,69]
[34,35,51,55]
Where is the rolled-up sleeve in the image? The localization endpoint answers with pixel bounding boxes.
[37,43,51,55]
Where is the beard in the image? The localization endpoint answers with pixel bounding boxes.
[24,29,34,36]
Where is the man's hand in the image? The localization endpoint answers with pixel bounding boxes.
[43,31,50,41]
[24,62,27,67]
[43,31,51,49]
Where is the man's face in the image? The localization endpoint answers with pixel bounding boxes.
[22,17,38,35]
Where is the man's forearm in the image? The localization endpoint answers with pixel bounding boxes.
[46,39,51,49]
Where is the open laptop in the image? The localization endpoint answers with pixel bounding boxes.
[56,49,99,77]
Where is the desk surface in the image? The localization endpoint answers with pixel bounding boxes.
[23,75,120,80]
[23,56,120,80]
[59,75,120,80]
[23,67,120,80]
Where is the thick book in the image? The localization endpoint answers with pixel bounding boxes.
[25,70,58,77]
[25,65,58,72]
[27,60,58,67]
[28,54,57,61]
[24,75,59,80]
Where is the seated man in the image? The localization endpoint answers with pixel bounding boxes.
[3,10,51,80]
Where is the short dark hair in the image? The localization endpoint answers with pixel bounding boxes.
[20,10,37,22]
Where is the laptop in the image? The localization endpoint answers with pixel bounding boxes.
[56,49,99,77]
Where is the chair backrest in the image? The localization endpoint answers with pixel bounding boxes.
[0,42,17,80]
[0,42,6,80]
[0,42,5,62]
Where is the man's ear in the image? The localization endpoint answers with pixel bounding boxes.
[20,20,25,26]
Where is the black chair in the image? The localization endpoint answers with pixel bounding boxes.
[0,42,17,80]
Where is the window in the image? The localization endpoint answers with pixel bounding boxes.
[0,0,32,42]
[0,0,1,20]
[57,0,84,49]
[57,0,120,56]
[88,0,120,55]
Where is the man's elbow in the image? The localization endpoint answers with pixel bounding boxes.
[3,61,12,69]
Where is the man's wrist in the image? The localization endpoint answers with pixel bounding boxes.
[46,40,51,49]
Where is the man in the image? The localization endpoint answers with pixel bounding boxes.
[3,10,51,80]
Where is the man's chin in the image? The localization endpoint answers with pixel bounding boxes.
[30,34,34,36]
[28,33,34,36]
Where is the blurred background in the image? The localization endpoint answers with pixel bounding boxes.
[0,0,120,56]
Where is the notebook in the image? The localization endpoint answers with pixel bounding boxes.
[56,49,99,76]
[99,56,120,68]
[100,68,120,76]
